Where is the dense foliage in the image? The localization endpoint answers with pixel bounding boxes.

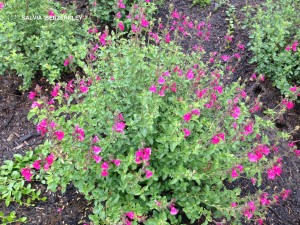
[0,0,88,89]
[248,0,300,93]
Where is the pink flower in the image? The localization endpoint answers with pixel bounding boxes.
[92,146,102,154]
[171,10,180,19]
[48,10,55,17]
[145,170,153,178]
[51,84,60,97]
[32,160,41,170]
[267,168,276,180]
[113,122,126,134]
[292,41,298,52]
[183,113,192,121]
[237,43,245,50]
[191,109,200,116]
[118,0,125,8]
[183,128,191,138]
[260,193,271,206]
[37,119,48,136]
[231,202,238,207]
[294,149,300,157]
[243,210,253,220]
[118,22,124,31]
[145,0,150,2]
[101,169,108,177]
[101,161,109,169]
[158,76,165,84]
[186,69,194,80]
[285,45,291,51]
[0,2,4,9]
[80,84,89,93]
[99,32,107,46]
[257,219,264,225]
[54,130,64,141]
[28,91,36,100]
[165,33,171,43]
[135,148,151,164]
[243,122,254,135]
[214,86,223,94]
[116,12,121,19]
[149,85,157,93]
[230,106,241,120]
[281,189,291,200]
[74,125,85,141]
[286,101,294,109]
[93,136,100,143]
[221,55,230,62]
[112,159,121,167]
[225,35,233,42]
[231,169,239,178]
[131,24,139,33]
[126,212,135,220]
[21,168,32,181]
[93,155,102,163]
[45,153,55,166]
[141,18,149,28]
[211,133,225,144]
[31,101,41,108]
[170,206,178,215]
[251,177,257,185]
[64,59,70,67]
[289,85,297,92]
[248,152,258,163]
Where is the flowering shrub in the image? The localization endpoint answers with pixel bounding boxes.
[0,0,89,89]
[247,0,300,94]
[23,5,300,225]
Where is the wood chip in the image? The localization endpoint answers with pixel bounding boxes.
[7,133,14,142]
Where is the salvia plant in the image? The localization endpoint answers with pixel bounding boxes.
[247,0,300,94]
[1,1,299,225]
[0,0,89,89]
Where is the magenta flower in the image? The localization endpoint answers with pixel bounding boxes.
[118,22,124,31]
[230,106,241,120]
[248,152,258,163]
[281,189,291,200]
[183,113,192,121]
[285,45,291,51]
[93,135,100,143]
[54,130,64,141]
[131,24,139,33]
[74,125,85,141]
[0,2,4,9]
[80,84,89,93]
[37,119,48,136]
[145,170,153,178]
[243,210,253,220]
[170,206,178,215]
[113,121,126,134]
[251,177,256,185]
[118,0,125,8]
[213,85,223,94]
[93,155,102,163]
[183,128,191,138]
[230,202,238,207]
[99,32,107,46]
[237,43,245,50]
[294,149,300,157]
[211,133,225,144]
[171,10,180,19]
[32,160,41,170]
[221,55,230,62]
[64,59,70,67]
[289,85,297,92]
[21,168,32,181]
[165,33,171,43]
[112,159,121,167]
[101,169,108,177]
[149,85,157,93]
[141,18,149,28]
[31,101,41,108]
[260,193,271,206]
[292,41,298,52]
[48,10,55,17]
[116,12,121,19]
[186,69,194,80]
[126,211,135,220]
[191,109,200,116]
[28,91,36,100]
[135,148,151,164]
[231,169,238,178]
[158,76,165,85]
[45,153,55,166]
[51,84,60,97]
[92,146,102,154]
[101,161,109,169]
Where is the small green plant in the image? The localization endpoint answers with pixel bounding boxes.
[247,0,300,93]
[0,0,89,89]
[0,151,46,207]
[0,211,27,225]
[192,0,211,8]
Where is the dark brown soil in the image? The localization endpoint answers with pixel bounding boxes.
[1,0,299,225]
